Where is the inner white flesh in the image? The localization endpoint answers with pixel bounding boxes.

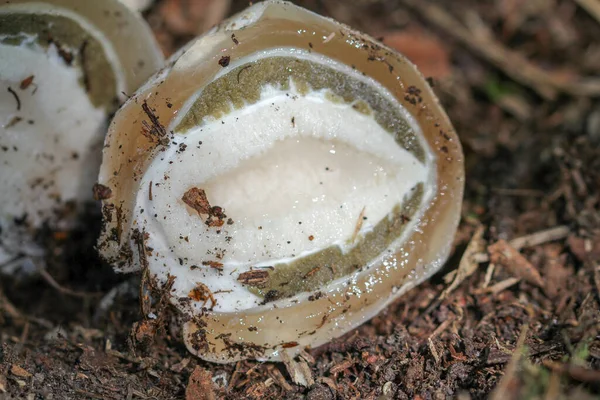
[136,61,431,313]
[0,40,105,262]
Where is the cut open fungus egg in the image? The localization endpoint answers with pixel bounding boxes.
[97,1,465,363]
[0,0,164,265]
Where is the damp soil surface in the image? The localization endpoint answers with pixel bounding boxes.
[2,1,600,399]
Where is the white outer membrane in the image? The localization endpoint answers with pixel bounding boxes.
[0,4,125,263]
[133,49,434,314]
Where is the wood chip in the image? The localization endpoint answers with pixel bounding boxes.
[268,365,293,392]
[237,270,269,288]
[182,187,211,215]
[186,366,215,400]
[280,350,314,387]
[488,239,545,288]
[329,359,355,375]
[202,261,224,271]
[92,183,112,201]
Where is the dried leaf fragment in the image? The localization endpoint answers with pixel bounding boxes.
[182,187,211,215]
[19,75,34,90]
[568,234,600,262]
[92,183,112,200]
[188,283,216,309]
[440,225,486,299]
[202,261,224,270]
[10,364,31,378]
[488,239,545,288]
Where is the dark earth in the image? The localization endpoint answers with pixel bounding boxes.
[2,0,600,399]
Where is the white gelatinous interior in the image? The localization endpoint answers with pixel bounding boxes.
[134,51,433,314]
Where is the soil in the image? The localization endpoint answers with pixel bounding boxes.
[2,1,600,399]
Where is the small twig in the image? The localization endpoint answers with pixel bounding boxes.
[0,287,53,328]
[473,277,521,295]
[37,266,102,298]
[482,263,495,288]
[428,338,441,364]
[474,225,571,264]
[7,87,21,111]
[509,226,571,250]
[351,206,366,244]
[404,0,600,98]
[428,317,455,340]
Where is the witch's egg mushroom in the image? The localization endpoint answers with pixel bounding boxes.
[97,1,464,363]
[0,0,164,266]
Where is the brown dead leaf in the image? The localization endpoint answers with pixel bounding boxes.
[10,364,31,378]
[440,225,486,299]
[132,319,157,346]
[186,366,215,400]
[379,28,451,79]
[567,234,600,262]
[488,239,545,288]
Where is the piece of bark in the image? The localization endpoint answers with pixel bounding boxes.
[186,366,215,400]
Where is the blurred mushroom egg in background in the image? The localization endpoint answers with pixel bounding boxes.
[0,0,163,270]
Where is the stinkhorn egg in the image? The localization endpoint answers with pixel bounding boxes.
[0,0,163,265]
[97,1,464,363]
